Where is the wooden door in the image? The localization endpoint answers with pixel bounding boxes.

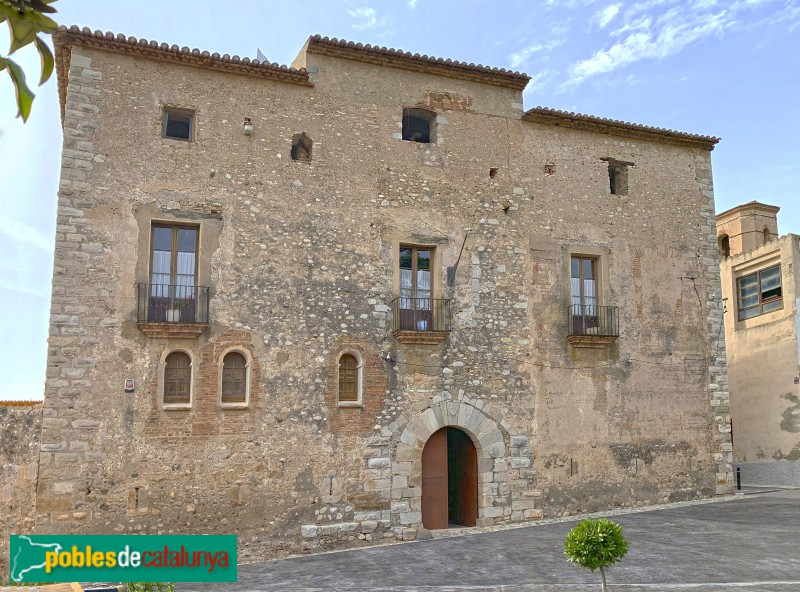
[451,428,478,527]
[421,427,448,530]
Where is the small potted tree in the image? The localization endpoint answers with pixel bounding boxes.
[564,517,629,592]
[165,293,194,323]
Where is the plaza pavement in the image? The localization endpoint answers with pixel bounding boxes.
[180,489,800,592]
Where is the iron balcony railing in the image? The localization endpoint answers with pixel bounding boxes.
[137,283,210,324]
[391,297,452,333]
[567,304,619,337]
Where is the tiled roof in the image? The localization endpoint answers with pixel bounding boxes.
[523,107,720,150]
[305,35,531,91]
[0,400,42,406]
[52,26,312,122]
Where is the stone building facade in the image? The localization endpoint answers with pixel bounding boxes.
[717,202,800,486]
[0,402,42,579]
[29,25,732,561]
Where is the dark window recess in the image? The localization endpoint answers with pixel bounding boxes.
[291,132,313,162]
[489,167,498,178]
[763,228,771,245]
[338,354,358,402]
[402,108,435,143]
[163,109,193,140]
[605,159,631,195]
[719,234,730,258]
[737,264,782,320]
[221,352,247,403]
[164,352,191,405]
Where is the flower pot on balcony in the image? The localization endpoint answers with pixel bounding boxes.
[165,309,181,323]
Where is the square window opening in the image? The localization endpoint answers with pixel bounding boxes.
[402,108,436,144]
[737,264,783,321]
[163,108,194,141]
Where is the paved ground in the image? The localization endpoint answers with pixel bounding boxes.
[180,489,800,592]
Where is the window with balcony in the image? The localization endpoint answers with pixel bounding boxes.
[392,245,451,344]
[137,223,209,338]
[737,264,782,320]
[568,255,618,346]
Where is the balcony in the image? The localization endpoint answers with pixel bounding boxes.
[391,297,452,344]
[136,283,209,338]
[566,304,619,348]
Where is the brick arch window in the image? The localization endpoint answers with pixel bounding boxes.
[337,351,363,406]
[220,350,251,408]
[162,350,192,408]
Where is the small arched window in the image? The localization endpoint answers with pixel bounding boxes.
[164,351,191,406]
[337,352,362,404]
[763,227,771,245]
[221,351,248,405]
[719,234,730,258]
[291,132,313,162]
[402,108,436,144]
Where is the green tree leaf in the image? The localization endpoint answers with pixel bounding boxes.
[33,34,52,84]
[21,8,57,33]
[0,56,35,121]
[564,518,629,591]
[1,0,58,121]
[5,9,38,53]
[29,0,58,14]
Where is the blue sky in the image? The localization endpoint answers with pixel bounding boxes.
[0,0,798,400]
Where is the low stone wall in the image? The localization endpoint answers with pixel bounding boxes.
[0,402,43,582]
[734,461,800,488]
[301,506,396,550]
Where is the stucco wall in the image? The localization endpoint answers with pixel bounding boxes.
[721,234,800,466]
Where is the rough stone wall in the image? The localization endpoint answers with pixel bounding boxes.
[34,42,730,561]
[0,404,42,580]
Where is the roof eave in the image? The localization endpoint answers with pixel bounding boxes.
[522,107,720,151]
[53,26,312,124]
[304,35,530,91]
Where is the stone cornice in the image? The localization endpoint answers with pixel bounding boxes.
[53,26,312,123]
[716,200,781,221]
[523,107,720,150]
[305,35,530,91]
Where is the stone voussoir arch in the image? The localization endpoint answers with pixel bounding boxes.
[381,391,529,529]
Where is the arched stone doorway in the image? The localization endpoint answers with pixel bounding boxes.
[421,426,478,529]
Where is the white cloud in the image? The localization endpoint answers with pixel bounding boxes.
[562,2,760,88]
[408,0,418,7]
[509,39,566,69]
[595,3,622,28]
[545,0,600,7]
[348,7,377,30]
[0,215,52,252]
